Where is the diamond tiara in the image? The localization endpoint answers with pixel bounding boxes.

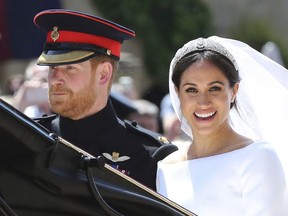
[172,37,239,71]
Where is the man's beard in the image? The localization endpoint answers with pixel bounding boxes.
[49,79,97,119]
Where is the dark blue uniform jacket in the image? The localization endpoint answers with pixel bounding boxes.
[35,100,178,190]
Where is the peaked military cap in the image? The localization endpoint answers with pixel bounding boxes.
[34,9,136,65]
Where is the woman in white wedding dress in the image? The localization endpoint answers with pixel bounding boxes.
[156,36,287,216]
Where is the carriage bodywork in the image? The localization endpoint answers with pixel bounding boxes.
[0,99,196,216]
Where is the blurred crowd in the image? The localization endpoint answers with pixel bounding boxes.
[1,59,51,118]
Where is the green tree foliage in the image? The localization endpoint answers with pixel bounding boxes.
[230,20,288,67]
[90,0,212,88]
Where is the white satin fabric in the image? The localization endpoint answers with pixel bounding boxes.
[157,141,285,216]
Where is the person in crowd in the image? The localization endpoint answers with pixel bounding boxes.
[127,99,160,132]
[160,93,191,148]
[13,59,51,118]
[156,36,287,215]
[261,41,285,66]
[32,9,177,190]
[109,89,138,120]
[3,74,25,96]
[0,73,25,106]
[117,76,139,100]
[261,41,288,88]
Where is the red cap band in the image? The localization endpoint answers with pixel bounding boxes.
[46,30,121,57]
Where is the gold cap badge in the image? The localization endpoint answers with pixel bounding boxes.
[51,26,59,42]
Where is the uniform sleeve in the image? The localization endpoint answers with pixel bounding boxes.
[152,144,178,162]
[241,145,286,216]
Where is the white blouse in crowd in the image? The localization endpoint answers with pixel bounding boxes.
[156,141,285,216]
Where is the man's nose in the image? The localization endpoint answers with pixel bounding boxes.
[49,66,65,85]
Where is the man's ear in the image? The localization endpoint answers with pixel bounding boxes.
[98,62,113,85]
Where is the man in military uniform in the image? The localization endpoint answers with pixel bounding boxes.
[33,9,177,190]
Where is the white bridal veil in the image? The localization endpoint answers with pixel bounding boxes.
[169,36,288,200]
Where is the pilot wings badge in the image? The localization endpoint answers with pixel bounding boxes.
[102,152,131,162]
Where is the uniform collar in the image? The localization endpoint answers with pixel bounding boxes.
[59,99,118,139]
